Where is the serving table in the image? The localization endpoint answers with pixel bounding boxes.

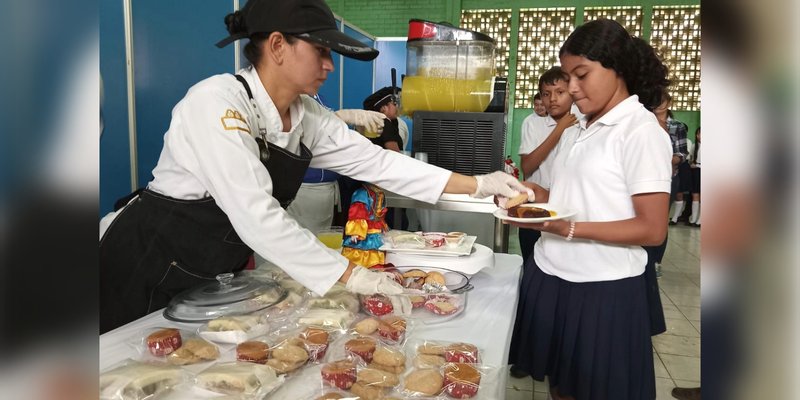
[100,253,523,399]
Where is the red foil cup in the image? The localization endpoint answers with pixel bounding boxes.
[362,294,394,316]
[444,377,480,398]
[321,361,357,390]
[444,344,479,364]
[146,329,182,357]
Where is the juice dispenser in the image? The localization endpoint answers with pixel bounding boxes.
[402,19,496,115]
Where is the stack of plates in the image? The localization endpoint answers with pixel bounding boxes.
[385,243,494,276]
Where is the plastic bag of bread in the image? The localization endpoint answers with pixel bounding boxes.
[410,339,481,365]
[306,283,361,314]
[247,330,314,374]
[324,332,406,372]
[131,327,220,366]
[400,368,444,397]
[297,308,355,330]
[442,362,504,399]
[198,314,270,344]
[259,324,338,365]
[312,390,358,399]
[351,315,411,346]
[166,337,220,366]
[384,230,425,249]
[194,361,284,397]
[100,360,185,400]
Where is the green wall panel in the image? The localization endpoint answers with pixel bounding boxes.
[327,0,701,168]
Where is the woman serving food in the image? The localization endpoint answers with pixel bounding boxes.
[99,0,530,333]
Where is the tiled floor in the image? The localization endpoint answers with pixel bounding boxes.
[504,224,701,399]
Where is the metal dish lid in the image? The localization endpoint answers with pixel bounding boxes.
[164,273,286,322]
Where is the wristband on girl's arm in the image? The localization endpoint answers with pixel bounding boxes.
[565,221,576,241]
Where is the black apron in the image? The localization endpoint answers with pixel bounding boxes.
[99,75,312,333]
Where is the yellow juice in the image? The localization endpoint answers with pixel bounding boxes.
[317,232,343,249]
[401,76,494,115]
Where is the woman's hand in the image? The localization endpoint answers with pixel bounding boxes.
[471,171,533,199]
[519,181,549,204]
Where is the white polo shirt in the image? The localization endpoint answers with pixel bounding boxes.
[534,95,672,282]
[517,105,582,189]
[100,67,452,296]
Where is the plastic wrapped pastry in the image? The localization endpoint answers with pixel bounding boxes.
[200,314,269,344]
[195,362,283,396]
[100,361,184,400]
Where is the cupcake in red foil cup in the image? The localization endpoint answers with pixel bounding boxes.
[444,343,479,364]
[443,363,481,398]
[236,341,270,364]
[300,327,330,362]
[424,294,461,316]
[410,295,426,309]
[361,294,394,316]
[146,328,182,357]
[344,337,377,364]
[321,359,357,390]
[376,316,407,343]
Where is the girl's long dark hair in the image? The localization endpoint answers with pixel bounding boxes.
[560,19,670,111]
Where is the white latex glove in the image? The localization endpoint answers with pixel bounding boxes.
[334,109,387,133]
[345,266,404,295]
[388,295,412,316]
[471,171,535,201]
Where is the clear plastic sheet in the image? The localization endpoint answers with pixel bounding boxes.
[128,328,221,370]
[193,361,284,398]
[198,314,270,344]
[350,314,412,347]
[100,359,186,400]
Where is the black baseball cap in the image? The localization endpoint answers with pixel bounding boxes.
[363,86,400,111]
[215,0,379,61]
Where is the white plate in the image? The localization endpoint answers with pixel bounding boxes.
[493,203,577,223]
[380,235,477,257]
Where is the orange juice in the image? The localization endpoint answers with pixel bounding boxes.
[316,227,344,249]
[317,233,342,249]
[401,76,494,115]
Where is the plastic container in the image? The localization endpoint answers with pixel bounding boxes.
[386,243,495,276]
[403,19,496,115]
[163,273,286,322]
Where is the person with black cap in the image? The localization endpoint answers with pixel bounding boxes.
[98,0,533,333]
[360,86,404,152]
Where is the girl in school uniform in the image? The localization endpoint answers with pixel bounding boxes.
[507,19,673,400]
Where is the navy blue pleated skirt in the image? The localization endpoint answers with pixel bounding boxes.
[509,257,655,400]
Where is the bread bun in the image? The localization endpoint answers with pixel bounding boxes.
[506,192,529,208]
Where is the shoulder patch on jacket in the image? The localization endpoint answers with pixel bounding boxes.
[220,109,250,133]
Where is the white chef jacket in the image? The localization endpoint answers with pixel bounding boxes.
[397,117,409,151]
[101,67,452,296]
[534,95,672,282]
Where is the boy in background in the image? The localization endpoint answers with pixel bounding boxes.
[516,67,579,263]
